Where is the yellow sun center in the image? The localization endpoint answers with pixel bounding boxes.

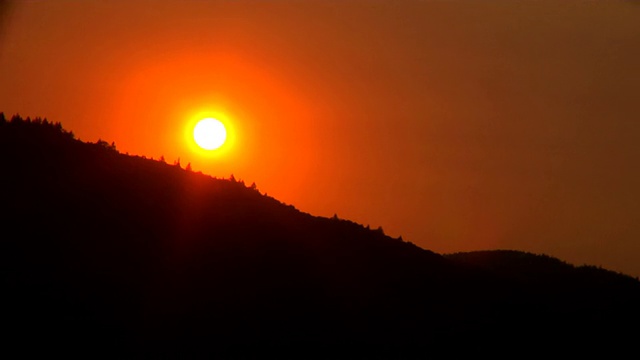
[193,118,227,150]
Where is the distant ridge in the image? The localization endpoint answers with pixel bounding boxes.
[1,113,639,357]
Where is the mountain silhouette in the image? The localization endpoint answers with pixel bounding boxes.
[1,113,639,357]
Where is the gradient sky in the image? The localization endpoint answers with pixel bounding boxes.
[1,0,639,277]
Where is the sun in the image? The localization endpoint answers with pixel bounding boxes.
[193,118,227,150]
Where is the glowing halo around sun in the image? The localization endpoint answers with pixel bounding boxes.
[193,118,227,150]
[183,110,236,159]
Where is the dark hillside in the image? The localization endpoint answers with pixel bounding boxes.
[1,113,639,357]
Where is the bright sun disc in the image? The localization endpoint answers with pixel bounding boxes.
[193,118,227,150]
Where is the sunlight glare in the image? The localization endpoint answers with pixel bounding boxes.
[193,118,227,150]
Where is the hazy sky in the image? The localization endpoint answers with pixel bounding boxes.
[1,0,639,277]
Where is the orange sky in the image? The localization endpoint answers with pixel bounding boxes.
[1,0,640,278]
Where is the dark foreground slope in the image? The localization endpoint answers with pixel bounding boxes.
[1,114,639,357]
